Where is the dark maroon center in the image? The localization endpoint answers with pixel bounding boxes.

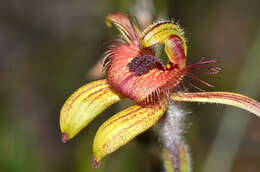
[127,55,166,76]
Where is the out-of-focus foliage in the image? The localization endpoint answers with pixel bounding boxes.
[1,0,260,172]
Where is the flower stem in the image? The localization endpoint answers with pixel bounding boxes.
[160,103,190,172]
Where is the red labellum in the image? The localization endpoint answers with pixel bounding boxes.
[106,42,186,104]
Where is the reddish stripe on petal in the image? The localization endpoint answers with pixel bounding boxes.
[84,87,111,109]
[165,35,186,69]
[171,92,260,117]
[141,22,172,40]
[61,80,107,124]
[66,83,109,125]
[60,80,123,140]
[93,100,168,162]
[67,82,106,109]
[200,92,260,112]
[102,106,143,130]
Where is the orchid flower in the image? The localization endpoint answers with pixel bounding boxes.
[59,13,260,169]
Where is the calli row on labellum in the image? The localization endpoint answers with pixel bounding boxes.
[59,13,260,168]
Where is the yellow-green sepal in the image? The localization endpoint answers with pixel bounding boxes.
[60,79,124,142]
[93,100,168,164]
[171,92,260,117]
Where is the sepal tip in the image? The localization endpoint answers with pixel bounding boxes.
[61,132,70,143]
[92,156,100,168]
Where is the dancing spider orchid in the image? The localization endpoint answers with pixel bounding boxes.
[60,13,260,168]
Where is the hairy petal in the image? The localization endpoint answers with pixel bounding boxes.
[140,21,186,54]
[93,100,168,163]
[106,13,140,43]
[140,21,187,69]
[171,92,260,117]
[60,80,123,142]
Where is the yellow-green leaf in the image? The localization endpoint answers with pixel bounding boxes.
[171,92,260,117]
[60,79,123,142]
[93,100,168,163]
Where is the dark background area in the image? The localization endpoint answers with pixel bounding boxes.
[1,0,260,171]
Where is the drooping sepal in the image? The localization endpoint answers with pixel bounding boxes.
[171,92,260,117]
[93,99,168,163]
[60,80,124,142]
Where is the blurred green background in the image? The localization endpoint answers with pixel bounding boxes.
[1,0,260,171]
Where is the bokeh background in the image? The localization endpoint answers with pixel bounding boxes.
[1,0,260,171]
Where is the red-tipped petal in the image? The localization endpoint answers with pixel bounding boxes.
[60,80,123,140]
[61,132,69,143]
[92,156,100,168]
